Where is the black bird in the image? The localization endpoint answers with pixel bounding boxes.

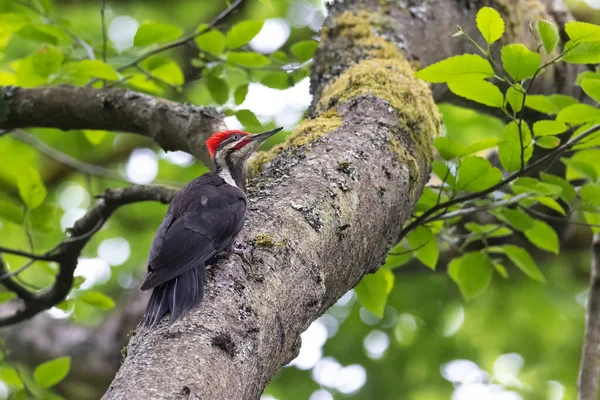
[141,127,283,326]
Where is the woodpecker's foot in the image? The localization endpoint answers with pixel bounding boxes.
[233,241,254,273]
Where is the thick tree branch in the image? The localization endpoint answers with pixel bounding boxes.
[578,233,600,400]
[0,86,224,167]
[0,185,178,327]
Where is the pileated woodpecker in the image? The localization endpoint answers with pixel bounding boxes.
[141,127,283,326]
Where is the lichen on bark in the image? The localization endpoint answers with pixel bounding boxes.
[248,109,342,176]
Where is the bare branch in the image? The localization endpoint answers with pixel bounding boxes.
[0,184,178,327]
[579,233,600,400]
[101,0,108,63]
[0,255,35,301]
[11,130,129,183]
[0,86,224,167]
[430,193,530,222]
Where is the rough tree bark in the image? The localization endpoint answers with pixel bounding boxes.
[0,0,585,398]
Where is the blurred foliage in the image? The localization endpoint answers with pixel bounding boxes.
[0,0,599,400]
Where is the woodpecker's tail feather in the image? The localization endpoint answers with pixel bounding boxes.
[142,266,205,326]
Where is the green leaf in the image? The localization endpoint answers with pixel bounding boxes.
[0,366,23,388]
[502,245,545,282]
[226,20,264,49]
[55,299,73,311]
[83,129,108,145]
[271,51,288,64]
[448,252,494,300]
[524,94,578,115]
[30,203,59,232]
[447,79,504,108]
[435,137,466,160]
[495,208,534,232]
[414,54,494,83]
[565,21,600,43]
[134,22,182,46]
[456,157,502,192]
[501,44,541,81]
[476,7,504,45]
[59,60,119,81]
[465,223,513,237]
[532,120,568,137]
[34,357,71,388]
[291,40,319,62]
[18,167,46,209]
[580,183,600,212]
[0,199,24,225]
[576,71,600,86]
[355,267,394,318]
[407,226,438,270]
[461,138,502,156]
[206,76,229,105]
[584,212,600,234]
[562,158,598,181]
[536,196,566,215]
[505,84,524,113]
[261,71,291,89]
[227,51,270,68]
[77,291,116,309]
[563,41,600,64]
[234,84,248,105]
[498,121,532,172]
[236,109,261,130]
[17,24,71,45]
[195,29,226,55]
[556,104,600,124]
[39,0,52,13]
[512,177,562,196]
[150,59,184,86]
[535,136,560,149]
[524,220,559,254]
[537,20,559,54]
[540,172,576,203]
[32,45,63,77]
[582,78,600,103]
[415,187,443,212]
[0,292,17,303]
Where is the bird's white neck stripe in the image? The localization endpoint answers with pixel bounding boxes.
[218,167,238,188]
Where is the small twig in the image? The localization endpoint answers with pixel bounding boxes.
[101,0,108,63]
[0,259,35,281]
[521,206,600,228]
[100,0,108,87]
[578,233,600,400]
[0,255,35,301]
[430,193,529,222]
[12,130,130,183]
[0,246,55,262]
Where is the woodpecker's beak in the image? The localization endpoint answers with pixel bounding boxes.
[251,127,283,143]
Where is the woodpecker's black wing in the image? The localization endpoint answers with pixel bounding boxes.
[140,173,246,291]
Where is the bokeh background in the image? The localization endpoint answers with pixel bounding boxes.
[0,0,599,399]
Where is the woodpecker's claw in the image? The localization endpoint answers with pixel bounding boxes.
[233,241,254,273]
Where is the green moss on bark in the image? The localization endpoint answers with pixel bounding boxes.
[317,10,441,174]
[248,109,342,176]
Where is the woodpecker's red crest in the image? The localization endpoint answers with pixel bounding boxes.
[206,130,249,158]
